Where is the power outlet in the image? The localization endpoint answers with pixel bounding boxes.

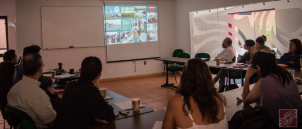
[144,61,146,65]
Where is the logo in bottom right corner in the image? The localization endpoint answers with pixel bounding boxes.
[279,109,297,127]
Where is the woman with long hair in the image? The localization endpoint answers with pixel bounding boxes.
[279,39,302,68]
[0,62,16,126]
[242,51,302,125]
[163,58,228,129]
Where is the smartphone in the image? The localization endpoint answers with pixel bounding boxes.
[236,97,243,103]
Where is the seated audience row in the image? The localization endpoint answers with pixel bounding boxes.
[1,37,302,129]
[242,51,302,125]
[0,46,115,128]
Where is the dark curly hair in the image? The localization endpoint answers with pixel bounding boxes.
[176,58,227,123]
[252,52,293,87]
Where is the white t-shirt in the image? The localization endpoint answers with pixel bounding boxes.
[7,76,56,129]
[214,46,235,62]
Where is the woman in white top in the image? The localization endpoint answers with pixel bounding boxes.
[162,58,228,129]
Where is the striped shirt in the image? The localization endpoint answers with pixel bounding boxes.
[7,76,56,129]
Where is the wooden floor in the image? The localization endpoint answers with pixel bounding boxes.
[98,73,182,111]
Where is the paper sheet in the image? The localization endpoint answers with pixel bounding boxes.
[43,69,53,73]
[54,74,77,79]
[113,100,144,110]
[105,96,113,100]
[152,121,163,129]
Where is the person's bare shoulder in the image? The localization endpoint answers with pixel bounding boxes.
[168,94,184,110]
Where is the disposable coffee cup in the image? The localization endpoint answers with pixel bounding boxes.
[216,59,220,66]
[51,71,56,78]
[69,69,74,74]
[99,88,107,98]
[131,98,141,111]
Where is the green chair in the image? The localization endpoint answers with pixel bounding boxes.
[163,49,183,75]
[5,105,37,129]
[195,53,210,60]
[18,120,36,129]
[167,53,190,83]
[176,53,190,65]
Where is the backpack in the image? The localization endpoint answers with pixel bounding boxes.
[229,106,277,129]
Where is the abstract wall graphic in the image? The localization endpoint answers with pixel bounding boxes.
[190,0,302,59]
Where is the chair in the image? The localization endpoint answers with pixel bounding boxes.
[195,53,210,60]
[0,100,13,129]
[5,105,37,129]
[167,53,190,83]
[163,49,183,75]
[18,120,36,129]
[232,56,236,63]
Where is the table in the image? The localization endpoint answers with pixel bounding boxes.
[46,84,154,120]
[88,109,165,129]
[106,90,154,120]
[155,57,190,88]
[155,57,247,88]
[88,84,302,129]
[222,84,302,120]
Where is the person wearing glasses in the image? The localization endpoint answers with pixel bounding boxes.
[7,53,56,129]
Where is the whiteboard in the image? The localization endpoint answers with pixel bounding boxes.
[41,7,104,49]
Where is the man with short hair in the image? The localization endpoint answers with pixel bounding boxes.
[16,45,41,80]
[212,38,235,92]
[7,53,56,129]
[3,49,17,65]
[214,37,235,62]
[54,56,115,129]
[213,40,256,92]
[237,40,256,63]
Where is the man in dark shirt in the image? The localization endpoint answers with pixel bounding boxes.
[3,49,17,65]
[54,56,115,129]
[237,40,255,63]
[213,40,255,92]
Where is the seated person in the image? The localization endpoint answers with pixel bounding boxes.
[214,40,255,92]
[213,37,235,62]
[249,35,270,64]
[54,56,115,129]
[211,37,235,79]
[0,62,17,126]
[163,58,228,129]
[15,45,49,89]
[242,51,302,126]
[7,53,56,129]
[16,45,41,80]
[237,40,255,63]
[3,49,17,65]
[248,36,271,84]
[278,39,301,68]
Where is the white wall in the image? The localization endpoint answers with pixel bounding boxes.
[0,0,17,51]
[15,0,176,79]
[174,0,278,54]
